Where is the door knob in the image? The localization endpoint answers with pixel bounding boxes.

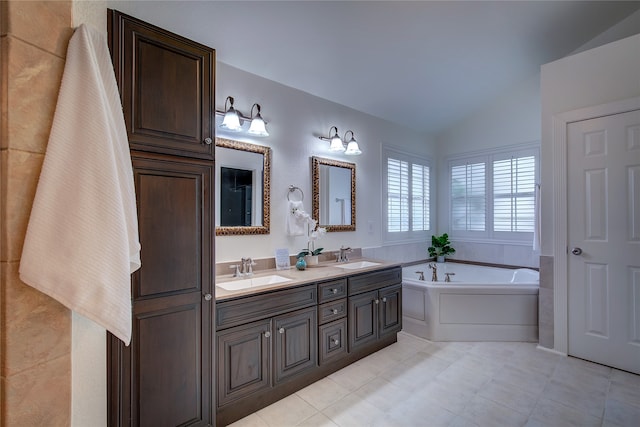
[203,137,213,145]
[203,293,212,301]
[571,247,583,256]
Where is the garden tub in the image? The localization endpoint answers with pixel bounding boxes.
[402,262,539,341]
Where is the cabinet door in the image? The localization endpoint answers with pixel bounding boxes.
[379,284,402,338]
[109,9,214,159]
[217,320,271,407]
[109,154,213,427]
[348,290,379,351]
[274,307,318,384]
[319,318,348,365]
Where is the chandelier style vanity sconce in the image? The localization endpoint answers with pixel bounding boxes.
[318,126,362,155]
[216,96,269,137]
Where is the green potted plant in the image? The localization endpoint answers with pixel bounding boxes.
[428,233,455,262]
[297,226,326,266]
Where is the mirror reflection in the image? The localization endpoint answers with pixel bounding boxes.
[312,156,356,232]
[215,138,271,235]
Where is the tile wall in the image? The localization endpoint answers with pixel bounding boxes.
[1,1,73,424]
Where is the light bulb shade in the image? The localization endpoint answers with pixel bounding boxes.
[248,113,269,136]
[329,135,345,152]
[345,139,362,155]
[220,108,242,131]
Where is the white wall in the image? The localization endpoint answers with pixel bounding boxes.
[434,73,542,268]
[215,62,435,263]
[540,33,640,255]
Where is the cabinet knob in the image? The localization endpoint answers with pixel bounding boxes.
[264,331,271,338]
[203,293,212,301]
[204,137,213,145]
[382,297,387,303]
[374,299,380,305]
[331,288,338,294]
[332,309,339,315]
[279,327,285,334]
[333,339,340,346]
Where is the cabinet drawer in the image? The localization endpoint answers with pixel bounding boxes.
[216,284,317,330]
[319,318,347,365]
[318,278,347,303]
[348,267,401,295]
[318,299,347,325]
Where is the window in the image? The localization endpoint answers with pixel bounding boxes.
[448,145,538,241]
[384,148,431,241]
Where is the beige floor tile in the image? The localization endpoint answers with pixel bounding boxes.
[357,347,404,375]
[421,342,468,363]
[604,398,640,426]
[478,379,539,416]
[468,341,517,363]
[414,378,476,414]
[328,361,377,391]
[529,398,602,427]
[491,364,549,395]
[551,358,611,391]
[296,377,351,411]
[352,376,412,412]
[322,393,385,427]
[461,395,529,427]
[434,361,492,391]
[229,413,269,427]
[608,379,640,408]
[256,394,318,427]
[380,353,450,391]
[374,397,456,427]
[297,412,339,427]
[541,379,606,419]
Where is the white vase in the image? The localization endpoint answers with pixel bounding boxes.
[305,255,319,266]
[436,255,445,263]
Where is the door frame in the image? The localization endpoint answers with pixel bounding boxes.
[552,96,640,355]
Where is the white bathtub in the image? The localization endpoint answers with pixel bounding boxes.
[402,262,539,342]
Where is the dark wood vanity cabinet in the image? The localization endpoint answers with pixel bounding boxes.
[348,269,403,352]
[108,10,215,427]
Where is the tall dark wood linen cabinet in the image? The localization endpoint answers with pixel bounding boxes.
[107,10,216,427]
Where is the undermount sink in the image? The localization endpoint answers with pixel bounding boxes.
[217,274,291,291]
[335,261,381,270]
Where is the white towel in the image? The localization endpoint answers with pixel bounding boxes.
[286,200,309,236]
[19,24,141,345]
[532,184,541,252]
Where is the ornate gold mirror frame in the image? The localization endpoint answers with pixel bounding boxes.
[312,156,356,232]
[215,137,271,235]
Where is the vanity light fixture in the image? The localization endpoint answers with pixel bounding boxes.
[247,103,269,137]
[216,96,270,137]
[318,126,362,155]
[220,96,242,132]
[319,126,345,152]
[343,130,362,155]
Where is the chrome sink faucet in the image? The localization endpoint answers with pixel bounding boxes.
[336,246,352,262]
[241,257,255,276]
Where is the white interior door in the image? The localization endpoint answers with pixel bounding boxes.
[567,109,640,374]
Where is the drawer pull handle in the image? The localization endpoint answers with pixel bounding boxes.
[332,309,339,315]
[279,327,285,334]
[264,331,271,338]
[382,297,387,303]
[374,299,380,305]
[331,288,338,294]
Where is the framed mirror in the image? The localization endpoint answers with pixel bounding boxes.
[312,156,356,232]
[215,137,271,235]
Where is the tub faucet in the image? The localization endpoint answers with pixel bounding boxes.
[444,272,455,283]
[428,263,438,282]
[415,271,425,281]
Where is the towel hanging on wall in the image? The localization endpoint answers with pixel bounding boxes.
[19,24,141,345]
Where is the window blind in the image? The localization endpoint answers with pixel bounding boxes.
[387,158,409,232]
[411,164,430,231]
[493,155,536,232]
[451,162,486,231]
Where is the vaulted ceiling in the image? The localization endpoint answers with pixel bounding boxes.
[109,1,640,133]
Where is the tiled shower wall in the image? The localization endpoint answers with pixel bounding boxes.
[1,1,73,424]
